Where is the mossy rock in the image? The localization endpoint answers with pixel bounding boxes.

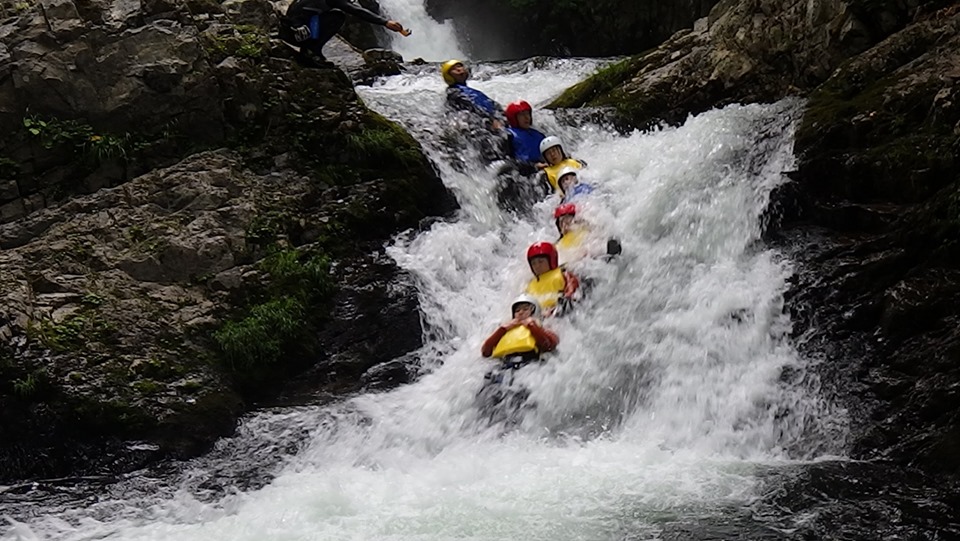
[550,55,649,109]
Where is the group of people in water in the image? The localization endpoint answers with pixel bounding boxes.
[274,0,608,395]
[436,60,623,377]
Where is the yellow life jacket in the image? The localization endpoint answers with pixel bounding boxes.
[526,267,566,310]
[544,159,582,193]
[557,229,585,250]
[491,325,539,358]
[557,229,588,266]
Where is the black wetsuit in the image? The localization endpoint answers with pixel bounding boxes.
[280,0,388,59]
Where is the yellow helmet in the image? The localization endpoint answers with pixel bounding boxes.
[440,59,464,85]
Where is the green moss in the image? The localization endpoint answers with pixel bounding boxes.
[204,25,268,61]
[245,210,298,246]
[550,55,646,109]
[132,379,163,395]
[178,379,204,393]
[132,357,187,379]
[346,128,418,166]
[800,75,943,148]
[346,112,424,167]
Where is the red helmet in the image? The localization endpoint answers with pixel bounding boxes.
[553,203,576,219]
[526,241,559,271]
[505,100,532,128]
[554,203,576,233]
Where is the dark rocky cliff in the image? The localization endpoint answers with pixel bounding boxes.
[0,0,455,482]
[423,0,719,60]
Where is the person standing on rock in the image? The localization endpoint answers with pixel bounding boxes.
[279,0,410,67]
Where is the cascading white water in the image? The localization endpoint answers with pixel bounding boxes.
[1,17,848,541]
[376,0,465,61]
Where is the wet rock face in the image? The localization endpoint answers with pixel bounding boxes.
[550,0,960,476]
[782,8,960,475]
[549,0,950,129]
[424,0,719,59]
[0,0,455,482]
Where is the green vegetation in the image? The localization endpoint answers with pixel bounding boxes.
[0,157,19,180]
[10,369,49,399]
[125,224,167,254]
[23,116,141,165]
[245,210,298,246]
[0,1,33,16]
[204,25,269,60]
[345,119,423,167]
[28,311,116,353]
[214,296,306,370]
[213,249,335,374]
[132,379,162,394]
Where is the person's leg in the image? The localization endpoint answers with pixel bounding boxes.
[279,0,322,44]
[300,9,346,59]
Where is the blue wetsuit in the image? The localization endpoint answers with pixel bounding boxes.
[562,183,595,202]
[506,127,546,164]
[280,0,387,59]
[446,83,504,120]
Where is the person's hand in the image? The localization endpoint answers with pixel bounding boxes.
[385,20,410,36]
[490,119,503,131]
[501,318,521,331]
[519,317,535,328]
[292,25,311,42]
[535,162,548,170]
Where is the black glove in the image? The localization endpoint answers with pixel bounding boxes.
[607,238,622,256]
[292,25,310,42]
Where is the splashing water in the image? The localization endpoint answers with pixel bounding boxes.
[377,0,465,61]
[0,54,848,541]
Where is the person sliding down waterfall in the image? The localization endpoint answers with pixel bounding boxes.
[494,100,549,215]
[554,203,622,267]
[505,100,547,176]
[477,295,558,425]
[440,59,510,168]
[480,295,559,363]
[441,60,506,131]
[556,165,594,203]
[540,136,586,195]
[525,241,581,317]
[279,0,410,68]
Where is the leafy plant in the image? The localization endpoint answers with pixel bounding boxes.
[205,25,269,60]
[12,370,47,398]
[22,115,141,165]
[214,296,306,370]
[28,312,116,353]
[213,249,335,372]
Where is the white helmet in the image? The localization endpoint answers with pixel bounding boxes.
[556,165,579,190]
[511,294,541,318]
[539,136,563,159]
